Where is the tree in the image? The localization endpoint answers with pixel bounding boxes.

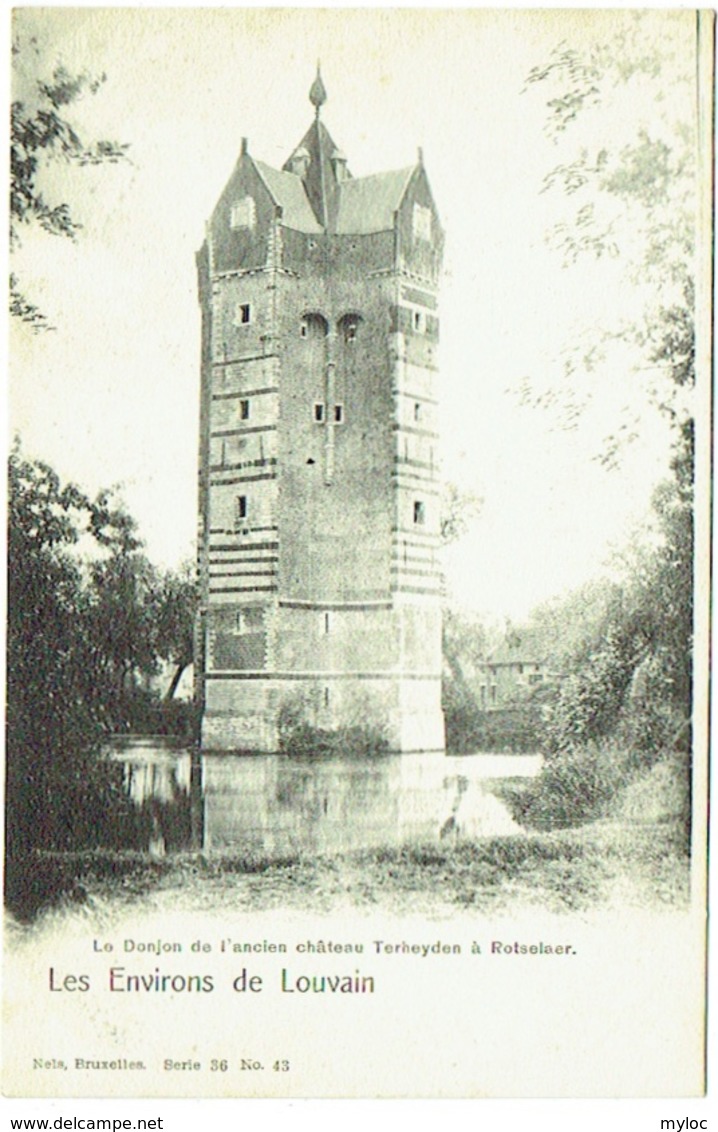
[11,35,129,328]
[517,14,696,779]
[6,445,197,870]
[150,563,198,701]
[521,12,696,464]
[7,443,111,857]
[440,480,483,545]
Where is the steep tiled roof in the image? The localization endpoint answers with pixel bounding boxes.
[253,159,323,234]
[334,167,415,234]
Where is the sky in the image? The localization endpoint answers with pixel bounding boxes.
[9,6,701,620]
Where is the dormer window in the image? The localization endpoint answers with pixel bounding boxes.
[230,197,256,230]
[413,203,432,242]
[288,147,310,177]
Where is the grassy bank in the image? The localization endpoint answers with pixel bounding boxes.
[7,810,689,925]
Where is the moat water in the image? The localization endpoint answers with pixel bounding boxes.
[111,738,542,855]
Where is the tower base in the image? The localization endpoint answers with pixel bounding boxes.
[201,675,445,755]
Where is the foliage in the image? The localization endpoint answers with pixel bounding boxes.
[440,481,483,545]
[502,740,640,829]
[6,444,198,880]
[11,36,129,328]
[7,444,120,862]
[508,15,697,827]
[443,696,547,755]
[278,723,390,760]
[149,562,198,700]
[521,12,696,461]
[276,687,391,758]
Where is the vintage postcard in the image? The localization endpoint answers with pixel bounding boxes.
[4,7,712,1100]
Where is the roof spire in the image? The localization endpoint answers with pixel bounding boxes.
[309,62,327,117]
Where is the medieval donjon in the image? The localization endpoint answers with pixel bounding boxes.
[196,70,445,754]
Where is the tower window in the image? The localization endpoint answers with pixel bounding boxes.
[324,612,330,635]
[413,310,426,334]
[413,500,426,526]
[230,196,256,230]
[314,403,325,423]
[414,402,422,422]
[334,404,344,424]
[413,202,432,242]
[300,312,329,339]
[235,611,243,633]
[324,686,330,708]
[235,495,248,522]
[239,399,250,420]
[236,303,251,325]
[338,312,363,342]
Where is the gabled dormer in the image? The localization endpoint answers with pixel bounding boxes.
[282,65,352,231]
[209,137,321,274]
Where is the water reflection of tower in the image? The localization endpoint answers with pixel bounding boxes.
[196,69,445,754]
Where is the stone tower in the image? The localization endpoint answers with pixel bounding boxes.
[196,70,445,754]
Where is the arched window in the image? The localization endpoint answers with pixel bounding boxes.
[300,312,329,339]
[337,312,364,343]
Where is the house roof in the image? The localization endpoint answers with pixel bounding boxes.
[485,636,546,666]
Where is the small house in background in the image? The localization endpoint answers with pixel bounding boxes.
[479,635,547,710]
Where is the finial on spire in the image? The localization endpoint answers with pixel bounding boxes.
[309,62,327,116]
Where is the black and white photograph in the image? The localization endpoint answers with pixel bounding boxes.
[4,5,712,1103]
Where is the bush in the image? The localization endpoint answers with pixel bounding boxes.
[111,688,199,740]
[442,679,547,753]
[502,740,638,829]
[279,722,389,759]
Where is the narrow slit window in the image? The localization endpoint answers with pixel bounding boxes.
[324,612,330,635]
[413,500,426,526]
[235,611,243,633]
[414,402,422,422]
[314,403,325,423]
[324,686,330,708]
[239,398,250,420]
[236,495,248,522]
[334,405,344,424]
[236,303,251,325]
[413,310,426,334]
